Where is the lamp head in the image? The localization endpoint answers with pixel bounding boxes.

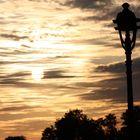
[113,3,137,31]
[122,3,130,9]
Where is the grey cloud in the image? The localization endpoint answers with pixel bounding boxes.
[0,78,42,88]
[62,0,113,9]
[8,72,29,78]
[95,57,140,73]
[44,70,75,79]
[0,70,76,89]
[0,78,21,85]
[0,71,29,85]
[0,33,28,41]
[77,77,124,102]
[80,84,127,103]
[79,72,140,103]
[78,57,140,103]
[0,70,71,83]
[82,6,120,21]
[62,0,140,24]
[0,105,35,112]
[0,60,32,65]
[62,22,78,27]
[61,0,118,22]
[0,71,29,80]
[95,62,125,73]
[91,56,124,65]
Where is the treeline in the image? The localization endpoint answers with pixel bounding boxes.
[5,106,140,140]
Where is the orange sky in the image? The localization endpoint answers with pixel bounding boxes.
[0,0,140,140]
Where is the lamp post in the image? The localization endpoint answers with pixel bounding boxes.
[113,3,140,140]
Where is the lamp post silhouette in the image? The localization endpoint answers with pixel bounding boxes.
[113,3,140,140]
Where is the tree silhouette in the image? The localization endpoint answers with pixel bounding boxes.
[120,106,140,139]
[41,126,56,140]
[5,136,26,140]
[41,109,106,140]
[55,109,88,140]
[4,106,140,140]
[102,114,118,140]
[79,118,105,140]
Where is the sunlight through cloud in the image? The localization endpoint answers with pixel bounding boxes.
[31,68,44,81]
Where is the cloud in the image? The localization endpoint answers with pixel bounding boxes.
[0,105,35,112]
[91,56,124,65]
[95,57,140,73]
[79,73,140,103]
[95,61,125,73]
[61,0,117,22]
[0,33,29,41]
[60,37,112,46]
[44,70,75,79]
[62,0,113,10]
[0,0,6,3]
[82,6,121,22]
[78,57,140,103]
[61,0,140,24]
[0,70,77,90]
[0,72,29,85]
[80,78,126,103]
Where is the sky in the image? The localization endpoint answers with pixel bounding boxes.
[0,0,140,139]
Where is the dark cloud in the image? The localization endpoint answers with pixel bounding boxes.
[0,60,31,65]
[95,57,140,73]
[0,33,28,41]
[79,72,140,103]
[77,57,140,103]
[0,72,29,84]
[95,61,125,73]
[44,70,75,79]
[62,0,113,9]
[61,0,119,22]
[0,105,35,112]
[81,6,120,22]
[0,70,76,89]
[80,76,127,103]
[0,71,31,87]
[62,22,78,27]
[91,56,124,65]
[62,0,140,25]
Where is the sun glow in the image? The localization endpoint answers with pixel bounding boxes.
[32,68,44,81]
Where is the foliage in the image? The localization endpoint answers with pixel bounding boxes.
[120,106,140,139]
[5,106,140,140]
[41,109,118,140]
[5,136,26,140]
[41,126,56,140]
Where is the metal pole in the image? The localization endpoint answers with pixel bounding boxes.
[125,31,134,140]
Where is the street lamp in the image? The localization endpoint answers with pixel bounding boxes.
[113,3,140,140]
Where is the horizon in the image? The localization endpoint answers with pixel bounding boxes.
[0,0,140,140]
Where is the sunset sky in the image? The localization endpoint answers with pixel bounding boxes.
[0,0,140,139]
